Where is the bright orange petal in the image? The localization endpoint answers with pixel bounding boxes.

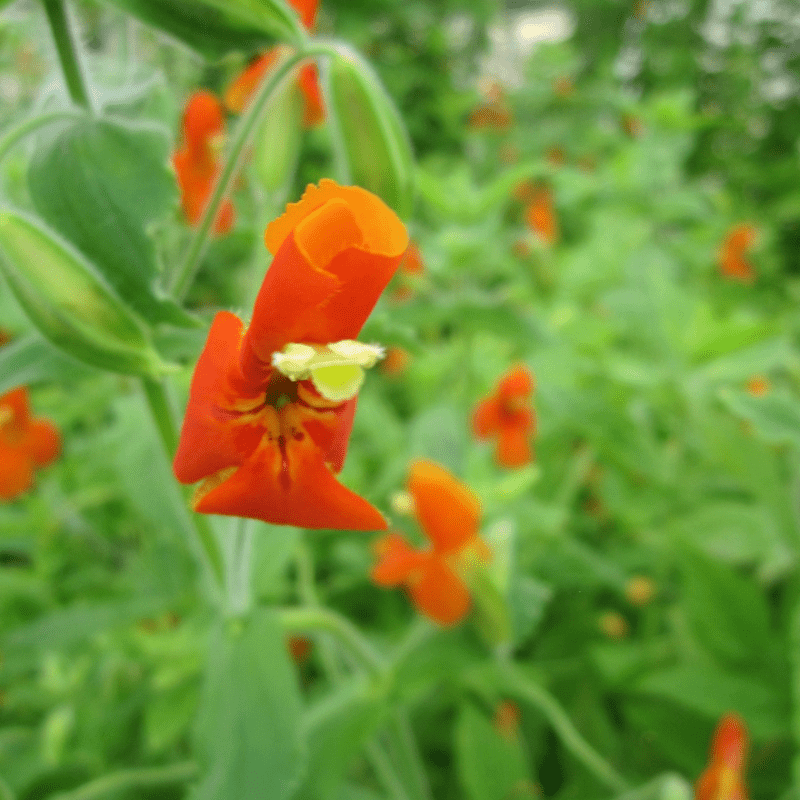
[298,63,325,127]
[498,364,534,399]
[224,52,277,113]
[371,532,427,586]
[472,397,501,438]
[409,556,471,626]
[193,427,386,530]
[711,713,748,773]
[290,0,318,29]
[496,423,533,468]
[0,445,34,500]
[408,460,481,554]
[25,419,61,467]
[181,91,225,152]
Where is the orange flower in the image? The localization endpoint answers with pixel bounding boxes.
[553,76,574,98]
[0,387,60,500]
[0,328,11,347]
[172,90,235,235]
[390,241,425,302]
[371,461,489,626]
[286,635,312,662]
[493,701,521,740]
[525,187,558,245]
[467,102,513,131]
[224,0,324,127]
[173,180,408,529]
[380,346,411,376]
[695,713,749,800]
[621,113,643,138]
[472,365,536,468]
[546,146,566,166]
[718,224,757,283]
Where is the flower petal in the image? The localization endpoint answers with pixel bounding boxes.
[472,397,500,438]
[408,460,481,554]
[498,364,534,399]
[0,444,34,500]
[224,52,277,113]
[370,532,427,586]
[174,311,262,484]
[193,425,386,530]
[711,713,748,772]
[496,422,533,468]
[409,556,471,626]
[298,63,325,127]
[25,419,61,467]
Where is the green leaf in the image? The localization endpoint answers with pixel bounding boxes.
[633,664,789,739]
[326,44,415,219]
[191,609,306,800]
[0,211,162,376]
[28,118,194,327]
[719,389,800,449]
[455,703,535,800]
[300,677,387,799]
[679,547,773,666]
[96,0,303,59]
[145,680,200,753]
[0,335,93,394]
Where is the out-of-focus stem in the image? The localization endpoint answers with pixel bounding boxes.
[48,761,197,800]
[41,0,92,110]
[0,111,83,164]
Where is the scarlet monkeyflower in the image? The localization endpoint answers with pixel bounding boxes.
[525,187,558,245]
[173,180,408,529]
[380,346,411,377]
[718,224,757,283]
[746,375,769,396]
[472,365,536,468]
[172,90,235,235]
[0,387,60,500]
[371,460,490,626]
[695,713,749,800]
[225,0,324,127]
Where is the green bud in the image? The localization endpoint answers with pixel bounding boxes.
[253,61,304,199]
[326,44,415,219]
[0,211,164,376]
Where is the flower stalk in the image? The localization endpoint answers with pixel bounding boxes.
[41,0,92,111]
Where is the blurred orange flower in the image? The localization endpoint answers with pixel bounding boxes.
[472,365,536,468]
[746,375,769,396]
[546,146,566,166]
[380,346,411,376]
[554,76,574,98]
[224,0,324,127]
[0,387,60,500]
[525,187,558,245]
[390,241,425,302]
[468,82,513,131]
[695,713,749,800]
[371,461,489,626]
[718,224,757,283]
[173,180,408,529]
[493,701,521,740]
[172,90,235,235]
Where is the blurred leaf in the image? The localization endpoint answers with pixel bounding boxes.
[0,211,162,375]
[409,404,467,472]
[190,609,305,800]
[301,677,387,799]
[455,703,535,800]
[28,117,194,327]
[251,524,300,600]
[145,679,199,753]
[97,0,302,58]
[719,389,800,449]
[0,335,93,394]
[633,664,789,739]
[679,547,773,666]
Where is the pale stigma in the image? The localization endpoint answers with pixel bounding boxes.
[272,340,385,402]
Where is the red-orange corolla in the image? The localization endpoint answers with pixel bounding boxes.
[0,387,60,500]
[173,180,408,529]
[695,713,749,800]
[371,461,490,626]
[172,90,235,235]
[472,365,536,468]
[224,0,324,127]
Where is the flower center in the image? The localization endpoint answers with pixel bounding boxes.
[271,339,385,402]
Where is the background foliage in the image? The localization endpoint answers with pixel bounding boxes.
[1,0,800,799]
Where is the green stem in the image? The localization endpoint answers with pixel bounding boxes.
[47,761,197,800]
[366,741,413,800]
[387,713,433,800]
[0,774,16,800]
[169,44,336,300]
[500,661,629,793]
[0,110,84,164]
[279,606,385,676]
[140,377,224,587]
[225,517,256,616]
[41,0,92,110]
